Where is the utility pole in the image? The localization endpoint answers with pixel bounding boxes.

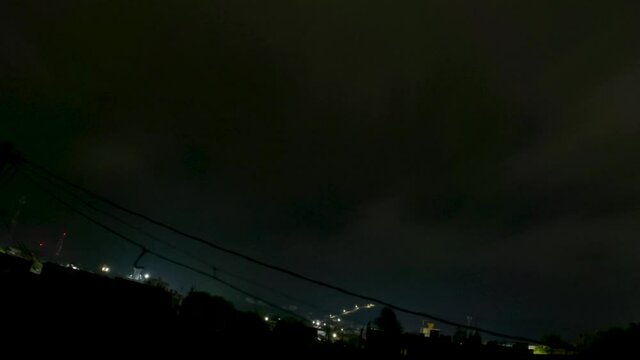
[55,231,68,257]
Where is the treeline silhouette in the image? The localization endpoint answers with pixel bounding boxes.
[0,253,532,358]
[576,323,640,358]
[4,251,638,358]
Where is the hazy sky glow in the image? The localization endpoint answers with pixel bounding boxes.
[2,1,639,339]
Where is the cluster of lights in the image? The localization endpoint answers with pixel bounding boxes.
[329,304,375,320]
[101,265,110,273]
[128,272,151,281]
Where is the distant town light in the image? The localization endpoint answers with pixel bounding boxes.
[264,317,269,321]
[101,266,110,273]
[337,318,341,322]
[144,273,150,279]
[332,333,337,338]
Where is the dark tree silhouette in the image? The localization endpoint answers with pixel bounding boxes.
[273,317,317,348]
[468,330,482,346]
[179,290,236,332]
[374,307,402,335]
[453,327,467,345]
[578,323,640,357]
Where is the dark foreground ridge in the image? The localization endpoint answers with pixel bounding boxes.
[1,252,544,358]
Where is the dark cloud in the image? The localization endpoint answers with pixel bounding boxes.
[2,0,640,338]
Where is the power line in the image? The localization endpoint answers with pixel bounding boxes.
[20,166,215,266]
[22,159,542,343]
[19,169,307,322]
[20,165,326,314]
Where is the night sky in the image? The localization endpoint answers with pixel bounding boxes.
[2,1,640,339]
